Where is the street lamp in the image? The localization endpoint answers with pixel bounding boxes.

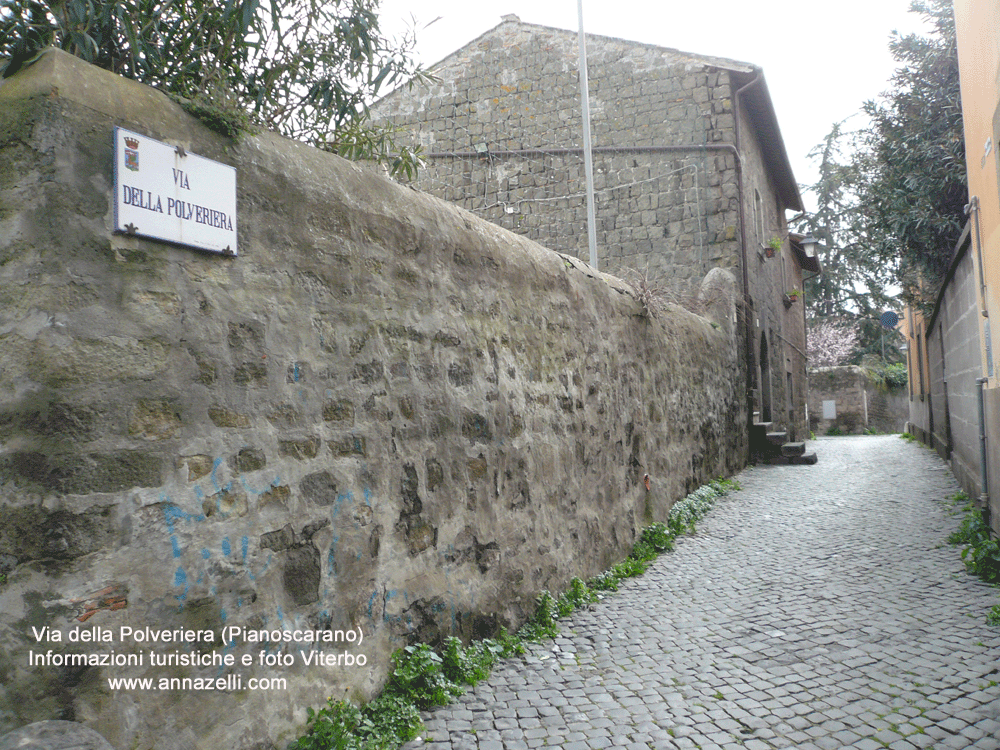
[800,235,819,259]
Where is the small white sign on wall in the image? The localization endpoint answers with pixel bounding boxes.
[822,400,837,420]
[114,127,237,255]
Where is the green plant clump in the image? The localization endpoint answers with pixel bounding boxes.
[558,577,598,615]
[640,522,675,553]
[667,484,727,536]
[386,643,463,710]
[872,362,909,391]
[289,695,421,750]
[587,570,619,591]
[518,590,561,642]
[987,604,1000,627]
[291,630,524,750]
[948,508,1000,583]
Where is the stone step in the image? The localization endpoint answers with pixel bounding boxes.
[765,431,787,444]
[781,442,806,457]
[767,451,818,466]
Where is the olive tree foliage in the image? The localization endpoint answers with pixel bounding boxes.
[795,0,962,364]
[859,0,966,305]
[0,0,430,177]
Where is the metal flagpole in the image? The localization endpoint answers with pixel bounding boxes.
[577,0,598,269]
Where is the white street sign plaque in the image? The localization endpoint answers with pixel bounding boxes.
[114,127,237,255]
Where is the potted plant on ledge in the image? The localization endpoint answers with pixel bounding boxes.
[783,287,801,307]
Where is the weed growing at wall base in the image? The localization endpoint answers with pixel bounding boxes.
[290,476,741,750]
[946,493,1000,626]
[988,604,1000,627]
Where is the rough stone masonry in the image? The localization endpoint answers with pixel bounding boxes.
[0,50,746,750]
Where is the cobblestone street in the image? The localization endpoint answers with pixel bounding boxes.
[405,436,1000,750]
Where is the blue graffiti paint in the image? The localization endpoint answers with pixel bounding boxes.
[241,536,249,562]
[240,473,280,496]
[222,537,232,557]
[381,590,399,622]
[163,503,206,559]
[173,567,189,607]
[201,548,211,559]
[210,457,224,492]
[332,490,354,522]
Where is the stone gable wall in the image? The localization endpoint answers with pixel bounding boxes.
[371,20,743,287]
[0,51,746,750]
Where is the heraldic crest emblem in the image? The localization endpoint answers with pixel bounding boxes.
[124,136,140,172]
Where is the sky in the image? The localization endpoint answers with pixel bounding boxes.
[377,0,932,210]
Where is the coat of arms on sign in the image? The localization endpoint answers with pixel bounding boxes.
[124,136,140,171]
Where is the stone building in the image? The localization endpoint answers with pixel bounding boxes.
[372,14,818,443]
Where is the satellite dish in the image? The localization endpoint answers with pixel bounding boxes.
[880,311,899,330]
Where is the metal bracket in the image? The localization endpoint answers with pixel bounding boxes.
[124,223,138,236]
[221,245,236,257]
[175,145,187,158]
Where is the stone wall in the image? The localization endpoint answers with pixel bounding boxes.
[906,233,993,520]
[807,366,908,436]
[371,17,744,287]
[809,367,868,435]
[0,50,747,750]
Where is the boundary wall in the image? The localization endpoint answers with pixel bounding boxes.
[904,228,997,529]
[0,50,746,750]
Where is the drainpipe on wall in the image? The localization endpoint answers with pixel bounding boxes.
[967,197,994,379]
[976,377,991,526]
[967,197,988,318]
[734,68,763,435]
